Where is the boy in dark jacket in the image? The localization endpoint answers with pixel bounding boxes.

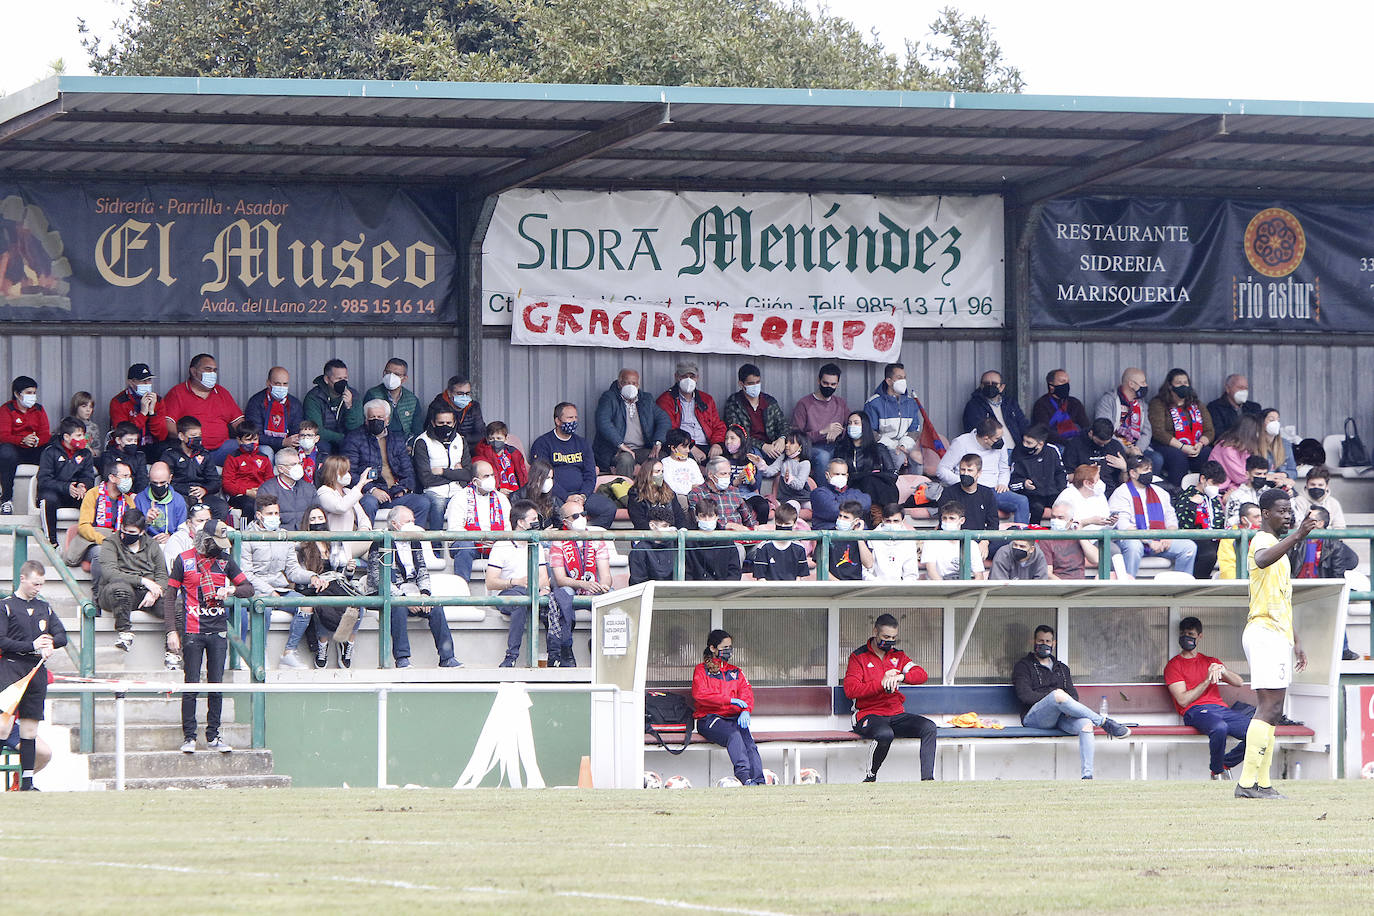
[1010,424,1067,523]
[629,507,677,585]
[751,502,810,581]
[163,416,228,520]
[684,499,741,581]
[36,416,97,544]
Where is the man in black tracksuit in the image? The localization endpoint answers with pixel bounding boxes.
[0,561,68,790]
[1010,424,1067,523]
[163,417,229,520]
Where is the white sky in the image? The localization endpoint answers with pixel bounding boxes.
[4,0,1373,104]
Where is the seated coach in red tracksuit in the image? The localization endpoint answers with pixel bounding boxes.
[844,613,937,782]
[691,628,765,786]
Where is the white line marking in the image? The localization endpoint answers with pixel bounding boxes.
[0,856,442,891]
[556,890,797,915]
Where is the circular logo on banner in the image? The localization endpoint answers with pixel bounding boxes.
[1243,208,1306,277]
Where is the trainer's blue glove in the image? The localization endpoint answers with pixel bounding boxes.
[737,711,751,730]
[729,698,748,709]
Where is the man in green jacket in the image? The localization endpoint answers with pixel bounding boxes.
[363,356,425,439]
[302,359,365,455]
[97,507,169,654]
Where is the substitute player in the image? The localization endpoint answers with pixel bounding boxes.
[1236,488,1317,799]
[0,560,68,790]
[844,613,937,782]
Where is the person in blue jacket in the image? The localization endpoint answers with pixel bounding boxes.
[810,457,872,530]
[962,369,1028,441]
[244,366,305,462]
[341,399,435,528]
[863,362,923,471]
[530,402,618,529]
[593,369,668,475]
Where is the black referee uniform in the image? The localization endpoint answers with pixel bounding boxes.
[0,593,68,789]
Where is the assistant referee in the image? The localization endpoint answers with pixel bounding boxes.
[0,560,68,791]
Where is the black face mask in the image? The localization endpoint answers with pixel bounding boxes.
[818,385,836,399]
[1052,383,1070,399]
[332,378,348,395]
[366,418,388,436]
[1178,635,1198,652]
[119,531,141,547]
[308,521,328,531]
[185,436,203,453]
[875,638,897,652]
[1172,384,1193,400]
[150,483,171,500]
[990,437,1005,450]
[1137,472,1154,486]
[1011,547,1029,562]
[432,425,456,443]
[959,473,976,489]
[1307,487,1326,501]
[1034,644,1054,659]
[1252,476,1269,489]
[1024,443,1042,455]
[1136,385,1149,400]
[980,383,1001,399]
[775,525,793,531]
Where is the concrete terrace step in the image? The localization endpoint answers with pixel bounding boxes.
[50,696,243,726]
[90,774,293,791]
[71,723,253,754]
[86,748,276,780]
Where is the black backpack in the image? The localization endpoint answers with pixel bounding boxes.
[645,691,695,755]
[1340,417,1369,468]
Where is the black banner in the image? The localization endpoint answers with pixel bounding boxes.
[1030,197,1374,332]
[0,182,457,324]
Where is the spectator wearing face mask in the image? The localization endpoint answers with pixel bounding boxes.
[1217,501,1262,580]
[160,354,245,466]
[485,499,551,667]
[1094,367,1161,468]
[444,460,511,580]
[688,456,759,530]
[256,447,318,531]
[1031,369,1090,446]
[1040,501,1086,580]
[923,501,984,580]
[863,504,920,582]
[756,430,812,507]
[547,500,612,667]
[863,362,923,468]
[1206,374,1263,440]
[1286,506,1361,661]
[244,366,304,458]
[164,503,213,574]
[1223,455,1277,528]
[684,499,741,582]
[69,457,136,584]
[630,506,680,585]
[430,376,486,455]
[962,369,1028,442]
[36,417,96,545]
[514,459,559,528]
[106,422,150,495]
[303,359,364,455]
[530,402,618,529]
[656,360,725,461]
[1148,368,1214,487]
[364,357,425,439]
[944,453,1000,536]
[809,458,871,531]
[343,399,434,527]
[722,363,787,461]
[827,500,873,581]
[1107,455,1197,577]
[135,460,188,545]
[1209,415,1263,492]
[1011,424,1067,523]
[295,419,322,484]
[0,375,50,514]
[627,458,688,530]
[109,363,174,454]
[792,363,849,472]
[472,420,526,496]
[751,501,811,581]
[1173,460,1228,579]
[938,417,1028,524]
[414,406,471,523]
[221,421,275,519]
[832,411,899,514]
[1257,407,1297,485]
[69,392,102,460]
[594,368,669,475]
[989,536,1049,580]
[367,505,461,669]
[97,508,168,654]
[1291,465,1345,530]
[164,416,229,521]
[659,429,705,498]
[240,494,304,654]
[720,424,771,523]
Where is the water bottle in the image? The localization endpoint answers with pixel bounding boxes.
[1099,696,1109,719]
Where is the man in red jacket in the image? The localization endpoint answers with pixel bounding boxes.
[844,613,937,782]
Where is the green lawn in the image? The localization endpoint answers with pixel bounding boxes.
[3,781,1371,914]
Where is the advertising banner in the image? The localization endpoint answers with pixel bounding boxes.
[510,294,903,362]
[483,189,1004,328]
[1031,197,1374,332]
[0,182,457,324]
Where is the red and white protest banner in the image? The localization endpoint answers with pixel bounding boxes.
[510,294,902,362]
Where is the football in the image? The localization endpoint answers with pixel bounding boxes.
[797,767,822,784]
[643,771,663,789]
[761,769,779,785]
[663,775,693,789]
[714,776,743,788]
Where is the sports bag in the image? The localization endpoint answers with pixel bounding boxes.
[645,690,695,755]
[1340,417,1368,468]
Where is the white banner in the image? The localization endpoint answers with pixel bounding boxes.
[510,294,903,362]
[482,190,1004,327]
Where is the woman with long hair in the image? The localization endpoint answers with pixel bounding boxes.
[1257,407,1297,485]
[315,454,372,558]
[691,628,764,786]
[831,410,899,510]
[1148,368,1215,486]
[1210,414,1262,492]
[626,457,686,529]
[515,458,558,527]
[283,505,362,669]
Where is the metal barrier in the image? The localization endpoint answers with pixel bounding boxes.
[47,679,622,791]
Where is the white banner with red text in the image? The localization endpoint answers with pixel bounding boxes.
[510,294,903,362]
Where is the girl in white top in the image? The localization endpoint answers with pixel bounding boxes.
[315,454,372,558]
[661,430,705,497]
[1054,464,1115,572]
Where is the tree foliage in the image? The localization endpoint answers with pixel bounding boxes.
[83,0,1023,92]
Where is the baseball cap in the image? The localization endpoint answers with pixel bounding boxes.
[206,519,233,551]
[127,363,155,381]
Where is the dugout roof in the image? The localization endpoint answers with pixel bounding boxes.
[6,77,1374,201]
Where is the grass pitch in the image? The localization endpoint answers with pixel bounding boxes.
[2,781,1371,914]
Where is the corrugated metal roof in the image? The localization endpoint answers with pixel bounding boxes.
[6,76,1374,197]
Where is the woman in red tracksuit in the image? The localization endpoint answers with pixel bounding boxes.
[691,628,764,786]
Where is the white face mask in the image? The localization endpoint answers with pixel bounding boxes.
[270,384,289,401]
[892,378,908,395]
[1234,389,1250,404]
[1265,420,1281,437]
[679,377,697,395]
[847,424,863,440]
[567,517,588,531]
[829,475,848,489]
[541,477,554,494]
[382,372,403,391]
[261,515,281,531]
[714,475,732,489]
[199,371,217,389]
[475,475,496,493]
[940,520,961,531]
[135,383,153,397]
[340,473,352,487]
[18,392,37,409]
[1203,484,1219,499]
[697,518,717,531]
[285,464,305,481]
[835,518,852,531]
[1049,518,1069,531]
[743,383,762,399]
[298,436,317,452]
[620,384,639,401]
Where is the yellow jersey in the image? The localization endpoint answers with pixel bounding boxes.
[1247,531,1293,642]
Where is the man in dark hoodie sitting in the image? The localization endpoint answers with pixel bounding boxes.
[1011,424,1067,523]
